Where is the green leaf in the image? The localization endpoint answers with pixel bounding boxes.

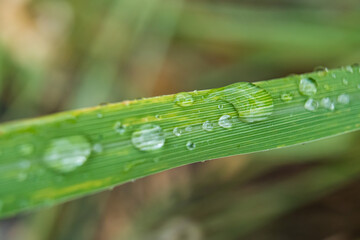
[0,66,359,218]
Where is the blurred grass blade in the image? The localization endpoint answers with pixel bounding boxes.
[0,66,360,218]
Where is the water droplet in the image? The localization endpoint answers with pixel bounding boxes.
[280,93,293,102]
[186,141,196,150]
[299,78,317,96]
[114,121,126,135]
[345,65,354,73]
[218,104,223,109]
[331,73,337,78]
[314,66,328,76]
[42,135,92,173]
[320,97,335,111]
[218,115,232,128]
[19,144,34,156]
[93,143,103,153]
[202,121,214,131]
[208,82,274,123]
[337,94,350,104]
[304,98,319,112]
[357,84,360,89]
[185,126,192,132]
[342,78,348,85]
[97,113,103,119]
[174,92,194,107]
[155,114,161,119]
[131,124,165,151]
[173,127,182,137]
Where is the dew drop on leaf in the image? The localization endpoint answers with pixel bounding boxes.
[280,93,293,102]
[337,94,350,105]
[173,127,182,137]
[202,121,214,131]
[320,97,335,111]
[114,121,126,135]
[186,141,196,150]
[304,98,319,112]
[299,78,317,96]
[43,135,92,173]
[174,92,194,107]
[208,82,274,123]
[93,143,103,153]
[131,124,165,151]
[218,115,232,128]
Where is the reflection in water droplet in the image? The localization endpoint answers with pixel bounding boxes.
[93,143,103,153]
[43,135,92,173]
[173,127,182,137]
[320,97,335,111]
[131,124,165,151]
[174,92,194,107]
[202,121,214,131]
[218,115,232,128]
[186,141,196,150]
[280,93,293,102]
[114,121,126,135]
[208,82,274,123]
[337,94,350,104]
[299,78,317,96]
[304,98,319,112]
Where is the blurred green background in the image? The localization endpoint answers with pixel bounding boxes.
[1,0,360,239]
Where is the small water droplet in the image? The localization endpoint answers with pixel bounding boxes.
[185,126,193,132]
[93,143,103,153]
[280,93,293,102]
[19,144,34,156]
[218,104,223,109]
[299,78,317,96]
[174,92,194,107]
[186,141,196,150]
[357,84,360,89]
[155,114,161,119]
[342,78,348,85]
[42,135,92,173]
[345,65,354,73]
[97,113,103,118]
[314,66,328,76]
[208,82,274,123]
[202,121,214,131]
[337,94,350,104]
[304,98,319,112]
[131,124,165,151]
[114,121,126,135]
[320,97,335,111]
[331,73,337,78]
[218,115,232,128]
[173,127,182,137]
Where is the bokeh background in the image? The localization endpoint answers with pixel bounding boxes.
[1,0,360,239]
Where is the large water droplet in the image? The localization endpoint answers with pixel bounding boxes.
[114,121,126,135]
[218,115,232,128]
[320,97,335,111]
[208,82,274,123]
[299,78,317,96]
[186,141,196,150]
[304,98,319,112]
[202,121,214,131]
[43,135,92,173]
[131,124,165,151]
[173,127,182,137]
[337,94,350,104]
[174,92,194,107]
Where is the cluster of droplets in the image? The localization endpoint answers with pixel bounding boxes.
[299,70,352,113]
